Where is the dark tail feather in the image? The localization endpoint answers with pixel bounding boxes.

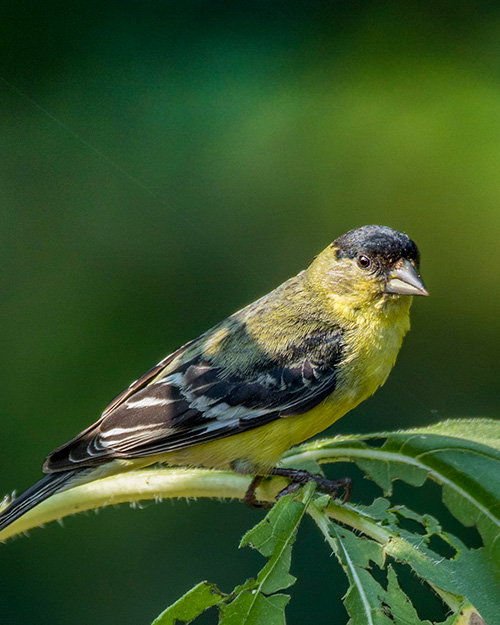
[0,471,78,533]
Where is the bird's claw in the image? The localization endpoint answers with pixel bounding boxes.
[244,468,352,508]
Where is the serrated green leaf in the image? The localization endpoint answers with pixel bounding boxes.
[310,507,470,625]
[240,488,312,595]
[356,498,397,525]
[408,419,500,453]
[327,523,392,625]
[356,456,429,495]
[239,498,301,594]
[240,494,305,557]
[391,505,443,536]
[151,581,225,625]
[384,566,431,625]
[218,486,314,625]
[218,592,290,625]
[343,567,393,625]
[437,546,500,622]
[287,419,500,623]
[333,526,385,570]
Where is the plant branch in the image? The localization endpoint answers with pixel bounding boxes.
[0,467,290,542]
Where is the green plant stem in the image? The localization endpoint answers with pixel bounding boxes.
[0,467,289,542]
[0,463,395,543]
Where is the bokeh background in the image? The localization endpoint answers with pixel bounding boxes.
[0,2,499,623]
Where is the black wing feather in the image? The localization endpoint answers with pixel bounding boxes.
[45,328,343,472]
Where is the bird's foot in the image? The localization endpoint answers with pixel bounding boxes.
[244,468,352,509]
[244,475,271,508]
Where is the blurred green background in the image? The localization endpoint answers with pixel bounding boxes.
[0,1,499,623]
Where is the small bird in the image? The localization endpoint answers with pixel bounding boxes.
[0,224,428,531]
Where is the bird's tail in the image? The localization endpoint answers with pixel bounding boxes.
[0,471,78,534]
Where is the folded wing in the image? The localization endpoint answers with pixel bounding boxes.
[45,328,343,472]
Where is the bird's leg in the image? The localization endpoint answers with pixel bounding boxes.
[244,475,272,509]
[244,468,352,508]
[271,468,352,503]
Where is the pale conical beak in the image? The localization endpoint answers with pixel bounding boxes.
[385,259,429,296]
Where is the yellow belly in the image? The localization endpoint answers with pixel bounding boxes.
[153,395,354,472]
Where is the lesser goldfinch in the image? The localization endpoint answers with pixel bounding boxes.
[0,224,427,531]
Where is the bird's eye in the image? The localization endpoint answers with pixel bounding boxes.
[357,255,372,269]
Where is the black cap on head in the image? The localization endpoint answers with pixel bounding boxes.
[334,225,420,268]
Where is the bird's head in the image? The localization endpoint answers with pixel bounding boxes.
[307,225,428,317]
